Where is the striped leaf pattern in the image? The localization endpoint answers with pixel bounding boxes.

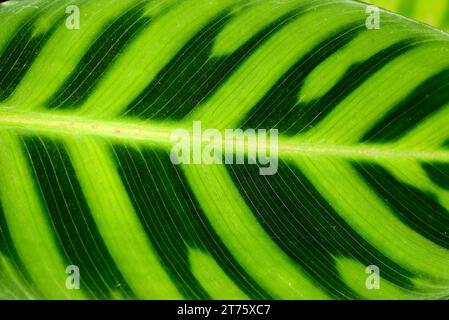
[1,0,449,300]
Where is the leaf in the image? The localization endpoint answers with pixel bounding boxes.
[1,0,449,300]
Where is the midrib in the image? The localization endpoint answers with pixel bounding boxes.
[1,108,449,162]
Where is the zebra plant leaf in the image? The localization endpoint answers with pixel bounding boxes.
[1,0,449,300]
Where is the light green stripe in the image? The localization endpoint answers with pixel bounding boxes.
[305,44,449,144]
[299,21,423,103]
[0,254,37,299]
[0,131,85,299]
[397,102,449,149]
[295,156,449,288]
[212,0,306,56]
[7,0,135,109]
[189,248,249,300]
[336,257,426,300]
[65,137,182,299]
[79,0,237,117]
[191,1,366,129]
[183,164,330,299]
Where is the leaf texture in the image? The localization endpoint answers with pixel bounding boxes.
[0,0,449,300]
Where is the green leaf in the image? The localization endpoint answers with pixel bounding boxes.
[1,0,449,300]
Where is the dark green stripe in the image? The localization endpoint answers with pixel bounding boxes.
[47,5,151,109]
[362,68,449,142]
[240,36,418,135]
[0,202,22,273]
[0,17,59,102]
[113,145,271,299]
[422,163,449,190]
[23,136,134,299]
[354,162,449,250]
[124,9,306,119]
[227,160,415,299]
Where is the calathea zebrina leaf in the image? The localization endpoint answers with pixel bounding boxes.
[0,0,449,300]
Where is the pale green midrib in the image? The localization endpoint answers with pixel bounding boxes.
[1,108,449,162]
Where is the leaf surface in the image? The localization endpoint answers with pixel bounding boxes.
[1,0,449,299]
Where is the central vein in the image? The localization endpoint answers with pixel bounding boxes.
[1,108,449,162]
